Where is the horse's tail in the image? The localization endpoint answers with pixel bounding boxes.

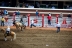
[13,33,16,40]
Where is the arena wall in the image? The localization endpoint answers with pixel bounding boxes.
[0,7,72,28]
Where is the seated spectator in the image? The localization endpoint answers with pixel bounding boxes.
[46,4,48,8]
[36,2,40,8]
[67,13,71,18]
[25,3,29,8]
[66,5,70,9]
[32,5,34,8]
[28,5,34,8]
[51,6,56,9]
[16,10,20,17]
[59,12,63,18]
[69,6,72,9]
[1,1,5,7]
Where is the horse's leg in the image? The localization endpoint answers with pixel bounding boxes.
[11,36,13,41]
[11,33,16,41]
[23,25,26,29]
[4,34,7,41]
[4,37,7,41]
[4,36,7,41]
[13,33,16,40]
[16,26,19,31]
[17,24,20,31]
[16,26,18,30]
[11,38,13,41]
[21,27,22,31]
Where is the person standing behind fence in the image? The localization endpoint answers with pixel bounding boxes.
[36,10,39,18]
[1,17,5,26]
[67,13,71,18]
[47,13,52,25]
[56,22,61,33]
[5,16,8,26]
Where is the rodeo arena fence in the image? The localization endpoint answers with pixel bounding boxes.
[0,7,72,28]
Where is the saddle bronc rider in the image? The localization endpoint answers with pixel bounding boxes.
[20,17,24,25]
[13,20,16,25]
[6,26,11,36]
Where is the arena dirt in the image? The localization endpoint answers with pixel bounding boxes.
[0,27,72,48]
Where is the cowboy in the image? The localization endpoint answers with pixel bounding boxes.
[6,26,11,35]
[13,20,16,25]
[20,17,25,26]
[56,22,61,33]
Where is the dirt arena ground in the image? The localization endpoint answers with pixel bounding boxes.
[0,26,72,48]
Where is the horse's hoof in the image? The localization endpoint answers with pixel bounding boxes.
[11,39,12,41]
[5,40,7,41]
[4,38,7,41]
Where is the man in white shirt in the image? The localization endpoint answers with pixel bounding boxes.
[6,26,11,35]
[56,22,61,33]
[30,20,36,28]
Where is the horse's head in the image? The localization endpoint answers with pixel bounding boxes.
[0,28,5,33]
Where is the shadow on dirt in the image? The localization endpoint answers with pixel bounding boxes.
[0,38,24,48]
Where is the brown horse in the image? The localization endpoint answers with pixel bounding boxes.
[0,28,16,41]
[13,21,26,31]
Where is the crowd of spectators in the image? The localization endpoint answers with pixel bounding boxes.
[0,1,72,9]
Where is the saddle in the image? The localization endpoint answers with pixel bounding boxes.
[6,31,10,36]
